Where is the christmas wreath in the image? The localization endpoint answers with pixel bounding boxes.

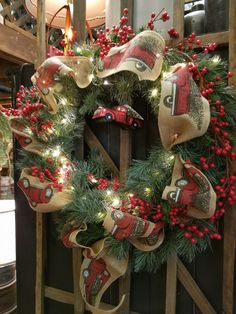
[2,9,236,313]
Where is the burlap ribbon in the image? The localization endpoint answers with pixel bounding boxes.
[162,155,216,219]
[96,30,165,81]
[158,64,210,150]
[9,117,45,156]
[31,56,94,114]
[18,168,72,212]
[63,208,164,313]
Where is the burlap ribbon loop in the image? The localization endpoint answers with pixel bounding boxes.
[31,56,94,114]
[103,208,164,251]
[158,64,210,150]
[162,155,216,219]
[18,168,72,212]
[96,30,165,81]
[9,117,45,156]
[63,227,127,314]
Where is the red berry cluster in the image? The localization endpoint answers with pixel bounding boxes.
[152,204,163,222]
[167,27,179,38]
[30,166,64,191]
[147,10,170,30]
[176,32,217,53]
[119,194,152,220]
[214,175,236,206]
[181,224,215,244]
[47,46,64,58]
[95,8,135,59]
[169,206,187,226]
[96,178,121,191]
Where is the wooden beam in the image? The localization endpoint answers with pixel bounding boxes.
[44,286,140,314]
[120,0,133,26]
[119,129,131,180]
[36,0,46,67]
[35,2,46,314]
[35,213,45,314]
[165,253,177,314]
[72,249,84,314]
[0,24,36,64]
[196,31,229,46]
[84,124,120,178]
[222,1,236,313]
[173,0,185,42]
[73,0,86,44]
[177,258,216,314]
[4,20,37,42]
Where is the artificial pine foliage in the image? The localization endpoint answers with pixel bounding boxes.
[2,10,236,274]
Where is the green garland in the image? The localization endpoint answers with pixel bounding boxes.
[3,29,236,273]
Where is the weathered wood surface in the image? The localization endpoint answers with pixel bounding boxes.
[0,24,36,64]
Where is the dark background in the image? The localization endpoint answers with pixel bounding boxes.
[13,59,235,314]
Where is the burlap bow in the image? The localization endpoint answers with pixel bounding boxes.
[63,208,164,313]
[162,155,216,219]
[31,56,94,114]
[96,30,165,81]
[158,64,210,150]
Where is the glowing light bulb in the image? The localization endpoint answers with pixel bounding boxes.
[97,211,105,219]
[61,98,67,106]
[76,47,82,53]
[212,56,220,63]
[151,88,158,97]
[112,198,121,208]
[52,146,61,157]
[103,80,109,85]
[106,190,112,196]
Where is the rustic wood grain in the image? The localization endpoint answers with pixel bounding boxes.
[72,249,84,314]
[0,24,36,64]
[44,285,140,313]
[222,1,236,313]
[84,124,120,177]
[177,258,216,314]
[73,0,86,44]
[35,212,45,314]
[35,2,46,314]
[165,253,177,314]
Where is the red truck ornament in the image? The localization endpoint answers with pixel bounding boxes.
[167,165,210,214]
[92,104,143,129]
[83,258,110,305]
[18,177,53,207]
[163,66,192,116]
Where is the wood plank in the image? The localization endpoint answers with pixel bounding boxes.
[72,3,86,312]
[229,0,236,86]
[0,24,36,64]
[222,1,236,313]
[84,124,120,178]
[72,248,84,314]
[4,20,37,42]
[119,129,131,180]
[35,0,46,68]
[173,0,185,42]
[44,286,74,304]
[44,286,140,314]
[117,0,133,295]
[120,0,133,25]
[73,0,86,44]
[222,207,236,314]
[35,2,46,314]
[196,31,229,46]
[177,258,216,314]
[165,253,177,314]
[35,212,45,314]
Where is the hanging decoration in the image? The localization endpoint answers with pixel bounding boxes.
[2,8,236,313]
